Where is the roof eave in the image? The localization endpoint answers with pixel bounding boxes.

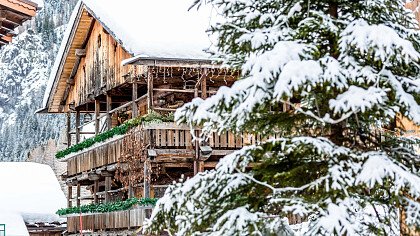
[42,1,84,113]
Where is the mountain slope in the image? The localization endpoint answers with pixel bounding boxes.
[0,0,77,161]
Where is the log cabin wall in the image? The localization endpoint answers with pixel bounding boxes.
[66,20,135,109]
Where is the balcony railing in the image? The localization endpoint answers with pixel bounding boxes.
[66,207,152,233]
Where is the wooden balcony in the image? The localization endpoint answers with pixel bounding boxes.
[66,123,269,177]
[66,207,152,233]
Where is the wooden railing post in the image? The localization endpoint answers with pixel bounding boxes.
[95,99,100,135]
[75,111,80,144]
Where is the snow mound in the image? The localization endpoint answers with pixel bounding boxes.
[0,162,66,224]
[0,212,29,236]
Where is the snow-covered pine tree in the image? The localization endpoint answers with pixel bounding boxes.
[144,0,420,235]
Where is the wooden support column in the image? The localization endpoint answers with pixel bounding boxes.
[105,176,111,203]
[132,82,138,118]
[196,71,207,173]
[76,183,81,207]
[128,171,134,198]
[67,186,73,208]
[66,112,71,147]
[193,83,201,175]
[106,94,112,130]
[144,160,151,198]
[95,99,100,135]
[201,69,208,99]
[147,73,154,112]
[93,180,99,204]
[75,111,80,144]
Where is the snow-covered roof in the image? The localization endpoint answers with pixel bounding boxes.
[0,162,66,227]
[41,0,216,112]
[83,0,214,60]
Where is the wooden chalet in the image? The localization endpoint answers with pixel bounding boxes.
[0,0,40,47]
[39,0,246,233]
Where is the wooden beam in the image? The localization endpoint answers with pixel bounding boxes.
[105,176,111,203]
[0,25,13,33]
[0,35,11,43]
[144,159,151,198]
[66,112,71,147]
[75,111,80,144]
[95,99,100,135]
[153,88,196,93]
[201,70,208,99]
[132,82,138,117]
[0,1,37,16]
[76,183,81,207]
[93,180,99,204]
[147,73,153,112]
[153,107,177,112]
[75,48,86,57]
[106,94,112,130]
[67,186,72,208]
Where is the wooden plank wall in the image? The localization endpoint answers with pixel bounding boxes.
[67,136,124,176]
[67,208,148,233]
[68,21,134,108]
[153,127,281,149]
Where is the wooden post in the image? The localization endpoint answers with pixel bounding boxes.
[93,180,99,204]
[193,84,201,175]
[197,71,207,173]
[128,171,134,198]
[144,160,150,198]
[105,176,111,203]
[76,183,81,207]
[66,112,72,147]
[132,82,138,118]
[106,94,112,130]
[147,73,153,112]
[75,111,80,144]
[67,186,73,208]
[95,99,100,135]
[201,70,207,99]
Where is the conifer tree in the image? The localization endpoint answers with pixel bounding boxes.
[144,0,420,235]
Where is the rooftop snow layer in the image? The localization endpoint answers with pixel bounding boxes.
[0,162,66,224]
[83,0,215,60]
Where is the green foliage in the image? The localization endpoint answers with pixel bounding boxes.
[56,112,174,159]
[56,197,158,216]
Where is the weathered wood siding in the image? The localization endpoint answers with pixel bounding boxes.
[68,21,133,108]
[67,136,124,176]
[66,208,150,233]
